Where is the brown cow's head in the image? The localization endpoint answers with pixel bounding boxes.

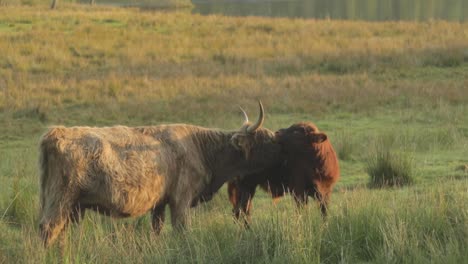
[230,101,279,161]
[275,122,327,153]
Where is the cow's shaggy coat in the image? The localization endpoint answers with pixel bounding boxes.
[228,122,340,226]
[39,103,281,246]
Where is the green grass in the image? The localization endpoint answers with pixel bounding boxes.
[0,4,468,263]
[366,144,415,188]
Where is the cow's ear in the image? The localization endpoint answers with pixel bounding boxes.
[309,132,327,143]
[231,134,252,160]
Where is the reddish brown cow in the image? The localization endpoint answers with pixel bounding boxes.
[228,122,340,226]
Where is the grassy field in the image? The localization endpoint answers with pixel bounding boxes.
[1,4,467,263]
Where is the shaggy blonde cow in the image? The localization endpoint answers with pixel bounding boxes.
[39,102,281,246]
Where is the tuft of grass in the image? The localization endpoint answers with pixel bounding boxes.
[333,130,356,161]
[366,140,415,188]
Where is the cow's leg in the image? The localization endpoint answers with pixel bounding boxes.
[39,195,75,248]
[292,182,308,209]
[151,199,167,234]
[319,195,329,218]
[228,180,256,228]
[228,181,240,212]
[39,217,67,248]
[293,191,308,209]
[310,183,330,218]
[238,185,256,228]
[70,204,85,224]
[169,196,192,231]
[316,190,330,218]
[228,181,243,220]
[39,152,81,250]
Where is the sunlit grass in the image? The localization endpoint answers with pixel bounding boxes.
[1,176,466,263]
[0,5,467,116]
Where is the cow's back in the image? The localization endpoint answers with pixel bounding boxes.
[40,126,173,217]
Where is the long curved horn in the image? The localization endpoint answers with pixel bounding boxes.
[239,106,249,125]
[247,100,264,133]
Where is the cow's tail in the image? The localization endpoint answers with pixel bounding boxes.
[38,127,69,246]
[38,139,47,215]
[38,127,64,215]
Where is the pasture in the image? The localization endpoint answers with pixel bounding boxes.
[1,3,467,263]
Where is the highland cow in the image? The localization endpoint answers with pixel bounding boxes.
[38,102,281,246]
[228,122,340,226]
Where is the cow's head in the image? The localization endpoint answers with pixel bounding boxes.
[275,122,327,153]
[230,101,279,161]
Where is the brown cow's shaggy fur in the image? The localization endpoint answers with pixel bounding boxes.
[228,122,340,226]
[39,104,281,247]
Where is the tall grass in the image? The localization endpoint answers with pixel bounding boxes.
[1,180,466,263]
[333,130,356,161]
[366,136,415,188]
